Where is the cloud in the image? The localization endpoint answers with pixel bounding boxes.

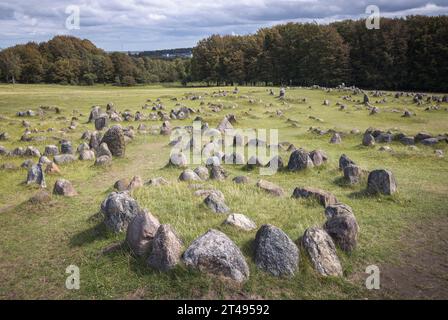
[0,0,447,50]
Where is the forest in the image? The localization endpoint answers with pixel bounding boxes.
[0,16,447,91]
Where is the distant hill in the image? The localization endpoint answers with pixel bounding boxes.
[129,48,193,59]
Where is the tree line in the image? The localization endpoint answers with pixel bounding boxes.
[1,16,447,91]
[190,16,448,91]
[0,35,190,86]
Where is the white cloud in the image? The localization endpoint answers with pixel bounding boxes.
[0,0,447,50]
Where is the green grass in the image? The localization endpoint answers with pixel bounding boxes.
[0,84,447,299]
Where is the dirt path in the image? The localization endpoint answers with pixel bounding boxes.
[376,215,448,299]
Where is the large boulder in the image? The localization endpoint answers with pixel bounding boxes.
[344,164,363,184]
[292,187,338,207]
[95,155,112,166]
[367,169,397,195]
[182,229,249,283]
[79,150,95,161]
[147,224,183,271]
[301,227,343,276]
[44,145,59,156]
[362,133,375,146]
[210,165,228,180]
[126,211,160,256]
[309,150,328,167]
[254,224,299,277]
[256,179,285,197]
[60,140,73,154]
[26,164,46,188]
[101,191,143,233]
[324,210,359,253]
[169,152,188,167]
[324,203,354,219]
[53,179,77,197]
[101,125,126,157]
[88,106,102,123]
[97,142,112,158]
[339,154,355,171]
[330,133,342,144]
[287,149,314,171]
[95,116,108,131]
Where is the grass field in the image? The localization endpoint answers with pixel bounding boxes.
[0,84,447,299]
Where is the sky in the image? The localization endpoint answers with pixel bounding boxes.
[0,0,447,51]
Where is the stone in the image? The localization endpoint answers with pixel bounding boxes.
[101,125,126,157]
[79,150,95,161]
[339,154,355,170]
[266,155,284,170]
[254,224,299,277]
[0,145,7,155]
[26,164,46,188]
[60,140,73,154]
[95,155,111,166]
[45,162,61,175]
[223,214,256,231]
[292,187,338,207]
[160,121,172,136]
[224,152,245,165]
[210,165,227,180]
[287,149,314,171]
[0,132,9,141]
[89,131,102,151]
[38,156,51,166]
[77,142,90,154]
[147,224,183,271]
[367,169,397,195]
[169,152,188,167]
[53,179,77,197]
[362,133,375,146]
[21,159,34,169]
[95,142,111,158]
[88,106,102,123]
[421,138,438,146]
[344,164,363,184]
[29,190,51,204]
[375,133,393,143]
[415,132,432,142]
[25,146,41,157]
[194,166,209,180]
[44,145,59,156]
[256,179,285,197]
[435,149,444,158]
[126,210,160,256]
[194,189,225,201]
[95,116,108,131]
[11,147,25,156]
[114,178,130,191]
[53,154,76,165]
[182,229,249,283]
[128,176,143,191]
[204,193,230,214]
[379,146,393,152]
[309,150,328,167]
[324,203,354,219]
[324,212,359,252]
[146,177,169,186]
[330,133,342,144]
[400,136,415,145]
[217,117,233,132]
[101,191,144,233]
[179,169,201,182]
[233,176,250,184]
[301,227,343,276]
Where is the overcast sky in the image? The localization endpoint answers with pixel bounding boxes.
[0,0,447,51]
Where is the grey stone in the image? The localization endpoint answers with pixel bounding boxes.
[126,210,160,256]
[53,154,76,165]
[344,164,363,184]
[101,191,144,233]
[179,169,201,182]
[367,169,397,195]
[292,187,338,207]
[324,211,359,252]
[204,193,230,214]
[287,149,314,171]
[26,164,46,188]
[223,214,256,231]
[302,227,343,276]
[256,179,285,197]
[182,229,249,283]
[147,224,183,271]
[233,176,250,184]
[53,179,77,197]
[339,154,355,170]
[194,166,209,180]
[101,125,125,157]
[254,224,299,277]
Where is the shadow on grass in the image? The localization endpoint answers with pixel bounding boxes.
[69,212,110,247]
